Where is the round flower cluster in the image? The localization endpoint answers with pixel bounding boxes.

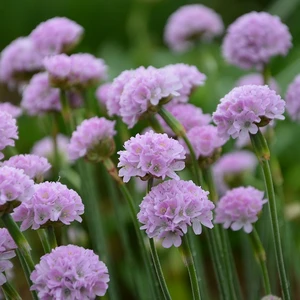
[235,73,280,93]
[0,166,35,211]
[69,117,116,161]
[164,4,224,52]
[285,74,300,121]
[212,85,285,140]
[0,112,18,160]
[222,12,292,70]
[158,103,211,136]
[0,228,17,286]
[30,17,84,56]
[13,182,84,231]
[162,64,206,102]
[1,154,51,181]
[138,180,214,248]
[96,83,112,106]
[0,103,22,118]
[213,151,257,194]
[215,186,267,233]
[261,296,281,300]
[30,245,109,299]
[0,37,43,88]
[118,131,186,183]
[44,53,107,89]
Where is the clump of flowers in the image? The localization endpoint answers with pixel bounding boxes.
[285,74,300,121]
[138,180,214,248]
[13,181,84,231]
[222,12,292,70]
[118,131,186,182]
[1,154,51,181]
[215,186,267,233]
[30,245,109,298]
[44,53,107,89]
[164,4,224,52]
[96,82,112,106]
[69,117,116,161]
[162,64,206,102]
[30,17,84,55]
[0,228,17,286]
[212,85,285,141]
[0,103,22,118]
[0,37,43,88]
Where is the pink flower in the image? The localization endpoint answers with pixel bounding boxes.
[0,103,22,118]
[285,74,300,121]
[95,83,112,106]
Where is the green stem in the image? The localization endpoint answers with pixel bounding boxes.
[148,115,164,133]
[250,130,290,300]
[51,113,61,177]
[1,281,22,300]
[38,229,51,253]
[249,228,272,294]
[60,89,75,133]
[262,64,271,85]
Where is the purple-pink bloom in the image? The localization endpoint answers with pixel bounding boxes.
[13,181,84,231]
[261,296,281,300]
[285,74,300,121]
[215,186,267,233]
[95,83,112,106]
[69,117,116,161]
[222,12,292,70]
[164,4,224,52]
[0,228,17,286]
[212,85,285,141]
[0,103,22,119]
[0,112,18,160]
[30,17,84,56]
[138,180,214,248]
[118,131,186,183]
[1,154,51,181]
[30,245,109,299]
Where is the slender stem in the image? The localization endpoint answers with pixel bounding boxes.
[60,89,75,134]
[51,113,61,177]
[1,281,22,300]
[262,64,271,85]
[38,229,51,253]
[249,228,272,294]
[46,226,57,249]
[148,115,164,133]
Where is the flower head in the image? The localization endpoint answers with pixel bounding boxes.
[31,245,109,298]
[138,180,214,248]
[0,228,17,286]
[95,83,112,106]
[215,186,267,233]
[13,181,84,231]
[285,74,300,121]
[0,112,18,160]
[261,296,281,300]
[164,4,224,52]
[0,103,22,118]
[212,85,285,140]
[118,131,186,182]
[1,154,51,181]
[222,12,292,69]
[69,117,116,161]
[30,17,84,56]
[44,53,107,89]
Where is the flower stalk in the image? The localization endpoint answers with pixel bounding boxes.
[1,281,22,300]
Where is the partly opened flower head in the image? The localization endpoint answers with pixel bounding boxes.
[212,85,285,141]
[69,117,116,161]
[222,12,292,69]
[164,4,224,52]
[118,131,186,182]
[138,180,214,248]
[285,74,300,121]
[215,186,267,233]
[13,181,84,231]
[31,245,109,299]
[0,228,17,286]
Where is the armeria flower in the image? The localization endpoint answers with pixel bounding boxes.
[0,166,35,213]
[236,73,280,93]
[69,117,116,161]
[215,186,267,233]
[158,103,211,137]
[212,85,285,141]
[0,37,43,88]
[31,245,109,299]
[21,72,83,115]
[164,4,224,52]
[30,17,84,56]
[44,53,107,89]
[0,103,22,118]
[261,296,281,300]
[118,131,186,183]
[222,12,292,70]
[0,228,17,286]
[285,74,300,121]
[0,112,18,160]
[95,83,112,106]
[213,151,257,194]
[138,180,214,248]
[1,154,51,181]
[13,182,84,231]
[161,64,206,102]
